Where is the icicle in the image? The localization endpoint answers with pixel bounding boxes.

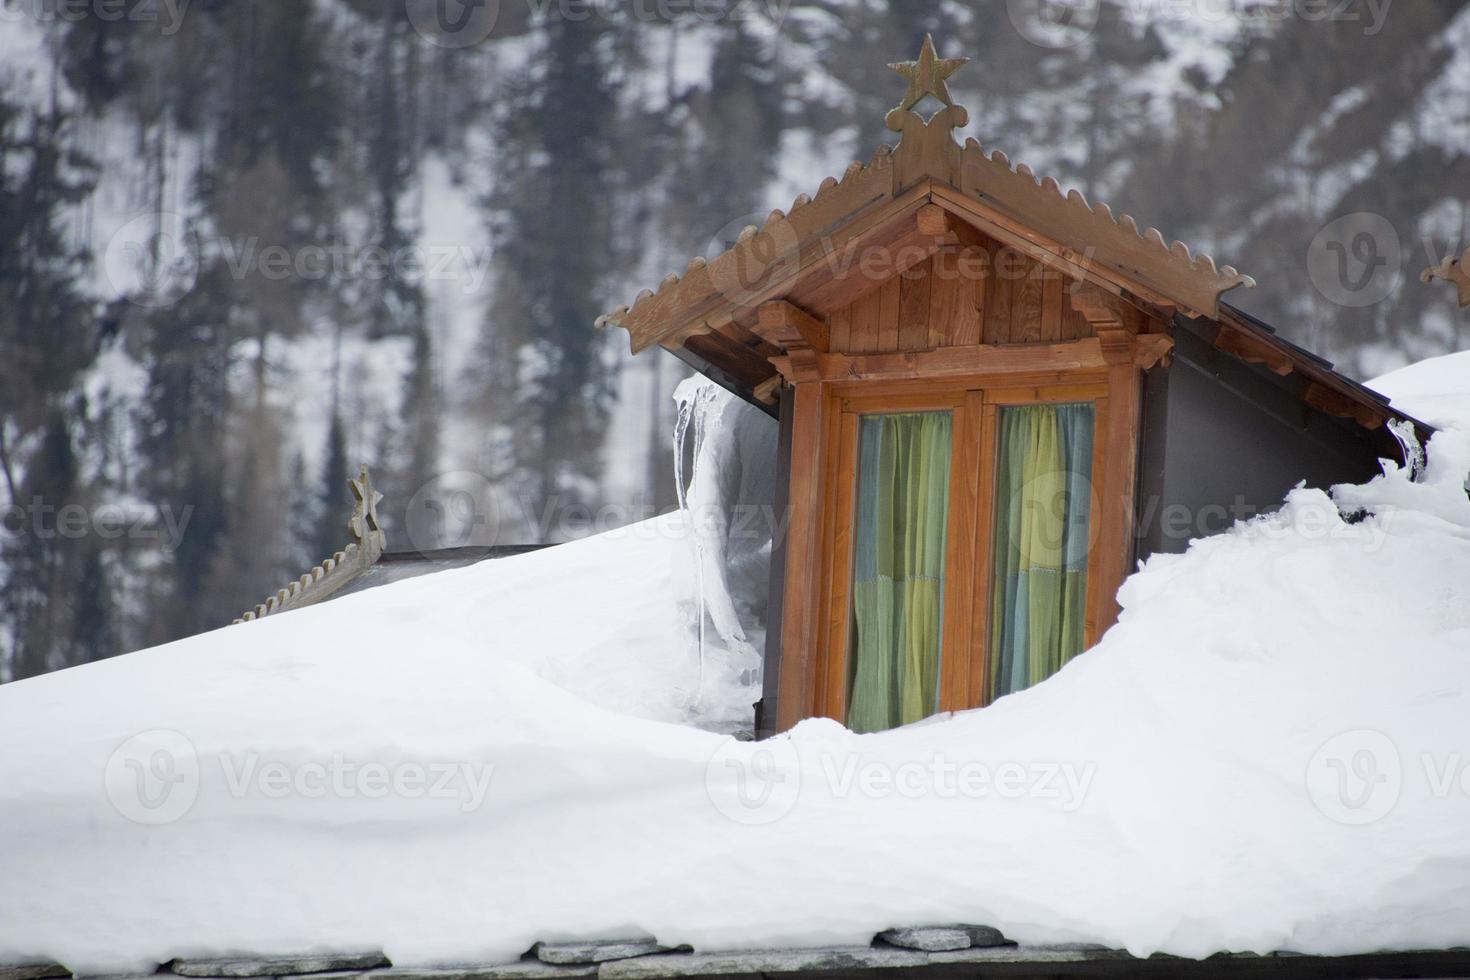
[672,390,693,516]
[672,378,720,707]
[1387,418,1426,481]
[672,376,765,715]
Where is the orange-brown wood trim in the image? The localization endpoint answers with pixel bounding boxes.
[916,202,950,237]
[773,338,1111,384]
[940,390,982,714]
[756,300,830,353]
[727,186,935,335]
[1213,320,1294,376]
[816,408,857,722]
[774,380,833,731]
[1303,380,1386,431]
[809,385,968,724]
[630,178,1199,357]
[1082,393,1114,646]
[783,370,1139,730]
[795,217,953,316]
[927,181,1184,318]
[1134,333,1174,369]
[628,183,932,354]
[1092,361,1140,633]
[751,375,783,405]
[1070,282,1147,335]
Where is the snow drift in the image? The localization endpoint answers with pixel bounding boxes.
[2,374,1470,973]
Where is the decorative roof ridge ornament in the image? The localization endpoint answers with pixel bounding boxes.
[233,464,387,625]
[886,33,970,132]
[1421,245,1470,308]
[348,464,386,553]
[884,35,972,197]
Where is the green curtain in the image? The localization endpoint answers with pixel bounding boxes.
[847,412,953,733]
[988,403,1095,701]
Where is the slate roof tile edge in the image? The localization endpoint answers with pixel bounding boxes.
[28,944,1470,980]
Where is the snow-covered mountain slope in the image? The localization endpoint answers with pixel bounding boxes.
[2,359,1468,972]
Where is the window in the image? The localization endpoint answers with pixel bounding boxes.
[815,381,1108,730]
[987,403,1095,701]
[846,412,954,733]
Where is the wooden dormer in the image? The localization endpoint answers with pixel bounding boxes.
[599,36,1423,736]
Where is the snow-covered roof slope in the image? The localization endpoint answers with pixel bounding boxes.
[1368,349,1470,431]
[3,397,1470,975]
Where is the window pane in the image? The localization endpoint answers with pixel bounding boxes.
[847,411,953,733]
[988,402,1095,701]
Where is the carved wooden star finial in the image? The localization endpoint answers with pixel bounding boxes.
[1422,246,1470,308]
[889,33,969,114]
[347,464,384,548]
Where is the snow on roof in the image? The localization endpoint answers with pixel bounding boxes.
[1368,349,1470,432]
[3,379,1470,975]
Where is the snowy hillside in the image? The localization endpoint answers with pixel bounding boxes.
[2,357,1469,972]
[5,0,1470,682]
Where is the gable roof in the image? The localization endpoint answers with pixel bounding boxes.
[595,36,1425,445]
[598,34,1253,349]
[597,129,1255,353]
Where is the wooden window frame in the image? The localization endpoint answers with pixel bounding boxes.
[775,348,1144,731]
